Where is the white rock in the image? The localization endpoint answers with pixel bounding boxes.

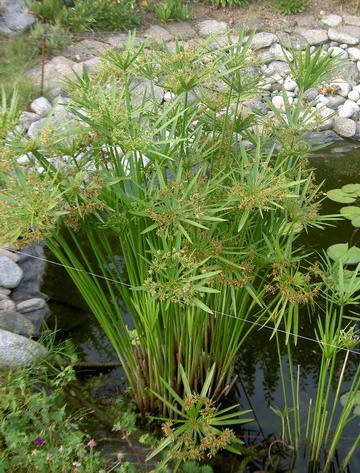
[316,95,330,106]
[30,97,51,117]
[328,26,360,45]
[272,95,285,110]
[197,20,228,38]
[252,32,277,50]
[348,47,360,60]
[331,80,352,97]
[340,43,348,49]
[321,14,342,27]
[297,29,328,45]
[0,248,20,263]
[16,298,46,313]
[0,330,47,368]
[269,43,292,61]
[338,99,359,118]
[328,46,348,59]
[0,257,23,289]
[144,25,173,42]
[283,76,297,91]
[343,15,360,27]
[16,155,30,165]
[353,84,360,93]
[348,90,360,101]
[333,116,357,136]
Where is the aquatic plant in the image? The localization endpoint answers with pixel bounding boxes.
[0,34,337,417]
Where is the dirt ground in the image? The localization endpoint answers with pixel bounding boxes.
[142,0,360,31]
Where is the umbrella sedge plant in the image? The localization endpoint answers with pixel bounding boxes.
[0,33,338,417]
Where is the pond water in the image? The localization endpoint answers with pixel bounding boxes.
[42,142,360,473]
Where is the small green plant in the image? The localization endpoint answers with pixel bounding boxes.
[282,45,345,93]
[274,0,309,14]
[147,364,252,471]
[30,0,141,32]
[155,0,190,22]
[29,23,71,56]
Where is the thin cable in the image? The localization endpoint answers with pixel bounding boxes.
[8,249,360,356]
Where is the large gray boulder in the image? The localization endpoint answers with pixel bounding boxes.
[0,0,35,36]
[0,329,46,368]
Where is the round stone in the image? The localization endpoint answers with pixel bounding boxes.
[333,116,357,137]
[348,90,360,101]
[0,329,46,368]
[0,256,23,289]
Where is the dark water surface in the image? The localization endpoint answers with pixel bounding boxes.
[43,143,360,472]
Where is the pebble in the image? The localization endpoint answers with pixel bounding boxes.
[348,47,360,60]
[332,80,352,97]
[0,256,23,289]
[0,312,35,337]
[197,20,228,38]
[328,26,360,45]
[283,76,297,91]
[320,14,343,28]
[338,99,359,118]
[16,298,46,313]
[0,329,46,368]
[30,97,52,116]
[272,95,285,110]
[333,116,357,137]
[0,299,16,312]
[348,90,360,101]
[252,32,277,50]
[328,46,348,59]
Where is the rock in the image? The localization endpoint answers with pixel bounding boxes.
[328,26,360,45]
[338,99,359,118]
[302,130,343,144]
[277,32,308,51]
[333,117,357,137]
[268,43,292,61]
[343,15,360,27]
[234,18,265,33]
[10,244,46,300]
[242,98,268,115]
[327,95,346,109]
[30,97,52,117]
[0,256,23,289]
[347,47,360,60]
[0,0,35,36]
[320,14,343,27]
[74,57,102,76]
[64,39,110,61]
[296,15,318,28]
[16,298,46,313]
[131,79,164,106]
[144,25,173,42]
[332,80,352,97]
[27,119,46,139]
[164,21,196,40]
[337,62,360,83]
[0,248,19,263]
[297,29,328,45]
[18,111,40,130]
[28,56,77,91]
[252,32,277,50]
[0,288,11,296]
[0,311,35,337]
[328,46,348,59]
[304,88,319,102]
[0,299,16,312]
[0,329,46,367]
[283,76,297,91]
[348,90,360,101]
[266,61,290,76]
[272,95,285,110]
[197,20,228,38]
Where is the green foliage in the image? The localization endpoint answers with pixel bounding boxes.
[155,0,190,22]
[147,365,251,470]
[0,32,342,423]
[274,0,309,14]
[0,348,107,473]
[327,243,360,264]
[327,183,360,227]
[30,0,141,32]
[29,23,71,56]
[283,44,345,93]
[181,461,213,473]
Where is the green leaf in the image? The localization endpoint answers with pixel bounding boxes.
[327,243,349,261]
[352,215,360,228]
[327,189,355,204]
[346,246,360,264]
[340,206,360,219]
[342,183,360,196]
